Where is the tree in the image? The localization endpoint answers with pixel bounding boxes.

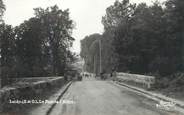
[101,0,136,73]
[101,30,118,73]
[0,24,15,86]
[102,0,135,31]
[100,0,181,76]
[102,0,136,72]
[165,0,184,71]
[0,4,76,87]
[0,0,5,23]
[0,0,7,87]
[80,32,118,74]
[34,5,75,76]
[80,34,101,73]
[14,18,44,77]
[13,5,75,77]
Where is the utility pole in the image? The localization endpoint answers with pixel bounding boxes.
[99,39,102,74]
[82,58,84,74]
[93,55,96,76]
[0,66,1,88]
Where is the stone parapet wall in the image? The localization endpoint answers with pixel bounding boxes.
[116,72,155,89]
[0,77,65,112]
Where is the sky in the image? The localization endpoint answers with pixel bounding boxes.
[3,0,165,53]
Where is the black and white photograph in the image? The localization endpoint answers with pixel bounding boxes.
[0,0,184,115]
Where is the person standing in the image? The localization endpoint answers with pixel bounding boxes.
[111,68,117,81]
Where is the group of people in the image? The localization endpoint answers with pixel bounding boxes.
[81,68,117,80]
[99,68,117,80]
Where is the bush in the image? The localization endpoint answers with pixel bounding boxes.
[149,57,178,76]
[154,77,170,89]
[153,72,184,91]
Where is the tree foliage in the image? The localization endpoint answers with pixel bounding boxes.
[81,0,184,78]
[80,31,118,74]
[0,0,5,23]
[33,5,75,76]
[0,5,75,86]
[80,34,101,73]
[0,24,15,86]
[102,0,135,30]
[106,0,184,76]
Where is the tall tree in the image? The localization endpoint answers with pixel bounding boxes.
[15,18,44,77]
[102,0,136,72]
[100,0,181,76]
[34,5,75,76]
[0,24,15,86]
[102,0,135,31]
[165,0,184,71]
[0,0,5,23]
[80,34,101,73]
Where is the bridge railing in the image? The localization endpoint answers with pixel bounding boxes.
[116,72,155,89]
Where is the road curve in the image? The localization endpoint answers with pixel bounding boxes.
[49,78,181,115]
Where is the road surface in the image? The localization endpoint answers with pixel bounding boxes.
[49,77,181,115]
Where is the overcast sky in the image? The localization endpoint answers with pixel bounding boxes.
[3,0,164,53]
